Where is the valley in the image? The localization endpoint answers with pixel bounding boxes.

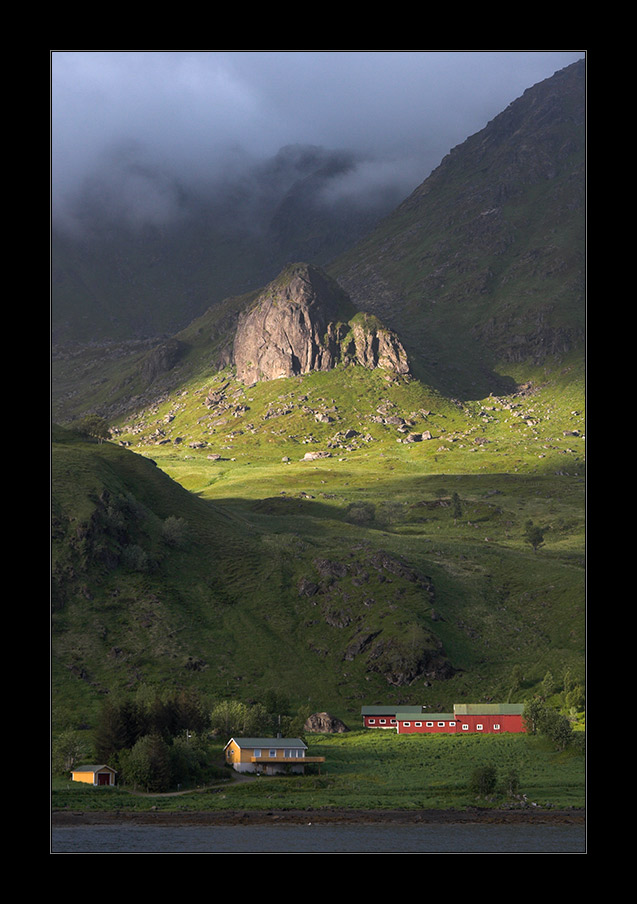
[51,57,585,802]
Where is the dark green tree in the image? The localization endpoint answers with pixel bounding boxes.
[121,733,171,792]
[469,764,498,796]
[452,492,462,522]
[75,414,111,442]
[524,520,545,552]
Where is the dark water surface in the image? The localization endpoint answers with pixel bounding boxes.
[52,823,585,853]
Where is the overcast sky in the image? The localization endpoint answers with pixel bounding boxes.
[51,51,585,227]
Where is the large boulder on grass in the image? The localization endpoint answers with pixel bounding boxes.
[304,711,349,733]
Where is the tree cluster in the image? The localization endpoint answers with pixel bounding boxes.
[468,763,520,798]
[93,690,213,792]
[522,699,574,750]
[88,690,312,793]
[209,692,312,740]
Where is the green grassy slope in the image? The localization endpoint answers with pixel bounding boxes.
[52,345,584,732]
[51,62,585,750]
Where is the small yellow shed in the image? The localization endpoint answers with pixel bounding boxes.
[71,764,117,786]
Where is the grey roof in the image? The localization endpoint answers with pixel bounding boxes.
[72,764,117,773]
[225,737,308,749]
[361,705,423,715]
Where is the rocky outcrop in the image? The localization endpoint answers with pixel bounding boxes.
[233,263,409,384]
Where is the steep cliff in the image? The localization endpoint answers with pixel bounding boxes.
[232,263,409,384]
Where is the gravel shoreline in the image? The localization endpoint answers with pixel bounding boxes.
[52,807,585,828]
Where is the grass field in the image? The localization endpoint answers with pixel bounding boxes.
[51,729,584,814]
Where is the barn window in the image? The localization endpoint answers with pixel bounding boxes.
[494,724,500,730]
[438,722,445,727]
[462,724,469,730]
[426,722,434,727]
[404,721,411,726]
[477,724,484,731]
[380,719,386,724]
[369,719,376,724]
[415,722,422,727]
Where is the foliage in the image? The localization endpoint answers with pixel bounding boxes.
[523,699,574,751]
[52,729,91,775]
[120,733,172,792]
[162,515,191,548]
[469,763,497,796]
[74,414,111,442]
[524,520,545,552]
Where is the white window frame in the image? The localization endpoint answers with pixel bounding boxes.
[426,721,434,727]
[462,724,469,730]
[477,724,484,731]
[437,722,445,727]
[415,722,422,727]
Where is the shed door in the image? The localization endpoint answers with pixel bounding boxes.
[97,773,110,785]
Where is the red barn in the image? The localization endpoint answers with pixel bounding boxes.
[395,712,457,734]
[453,703,526,734]
[364,703,526,734]
[361,705,423,729]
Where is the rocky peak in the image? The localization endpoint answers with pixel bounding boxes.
[233,263,409,384]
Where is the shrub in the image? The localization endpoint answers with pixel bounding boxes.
[469,764,498,796]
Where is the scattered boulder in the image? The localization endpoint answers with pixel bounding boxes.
[304,711,349,733]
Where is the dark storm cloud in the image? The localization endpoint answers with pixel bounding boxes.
[51,51,585,228]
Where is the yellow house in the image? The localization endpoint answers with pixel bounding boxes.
[223,737,325,775]
[71,764,117,786]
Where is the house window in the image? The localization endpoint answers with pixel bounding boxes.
[254,749,261,757]
[297,750,305,758]
[269,750,276,757]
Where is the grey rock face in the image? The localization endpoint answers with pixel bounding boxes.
[232,263,409,384]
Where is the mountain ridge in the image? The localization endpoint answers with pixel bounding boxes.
[328,59,585,396]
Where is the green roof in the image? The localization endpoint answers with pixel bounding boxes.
[404,713,455,721]
[453,704,524,715]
